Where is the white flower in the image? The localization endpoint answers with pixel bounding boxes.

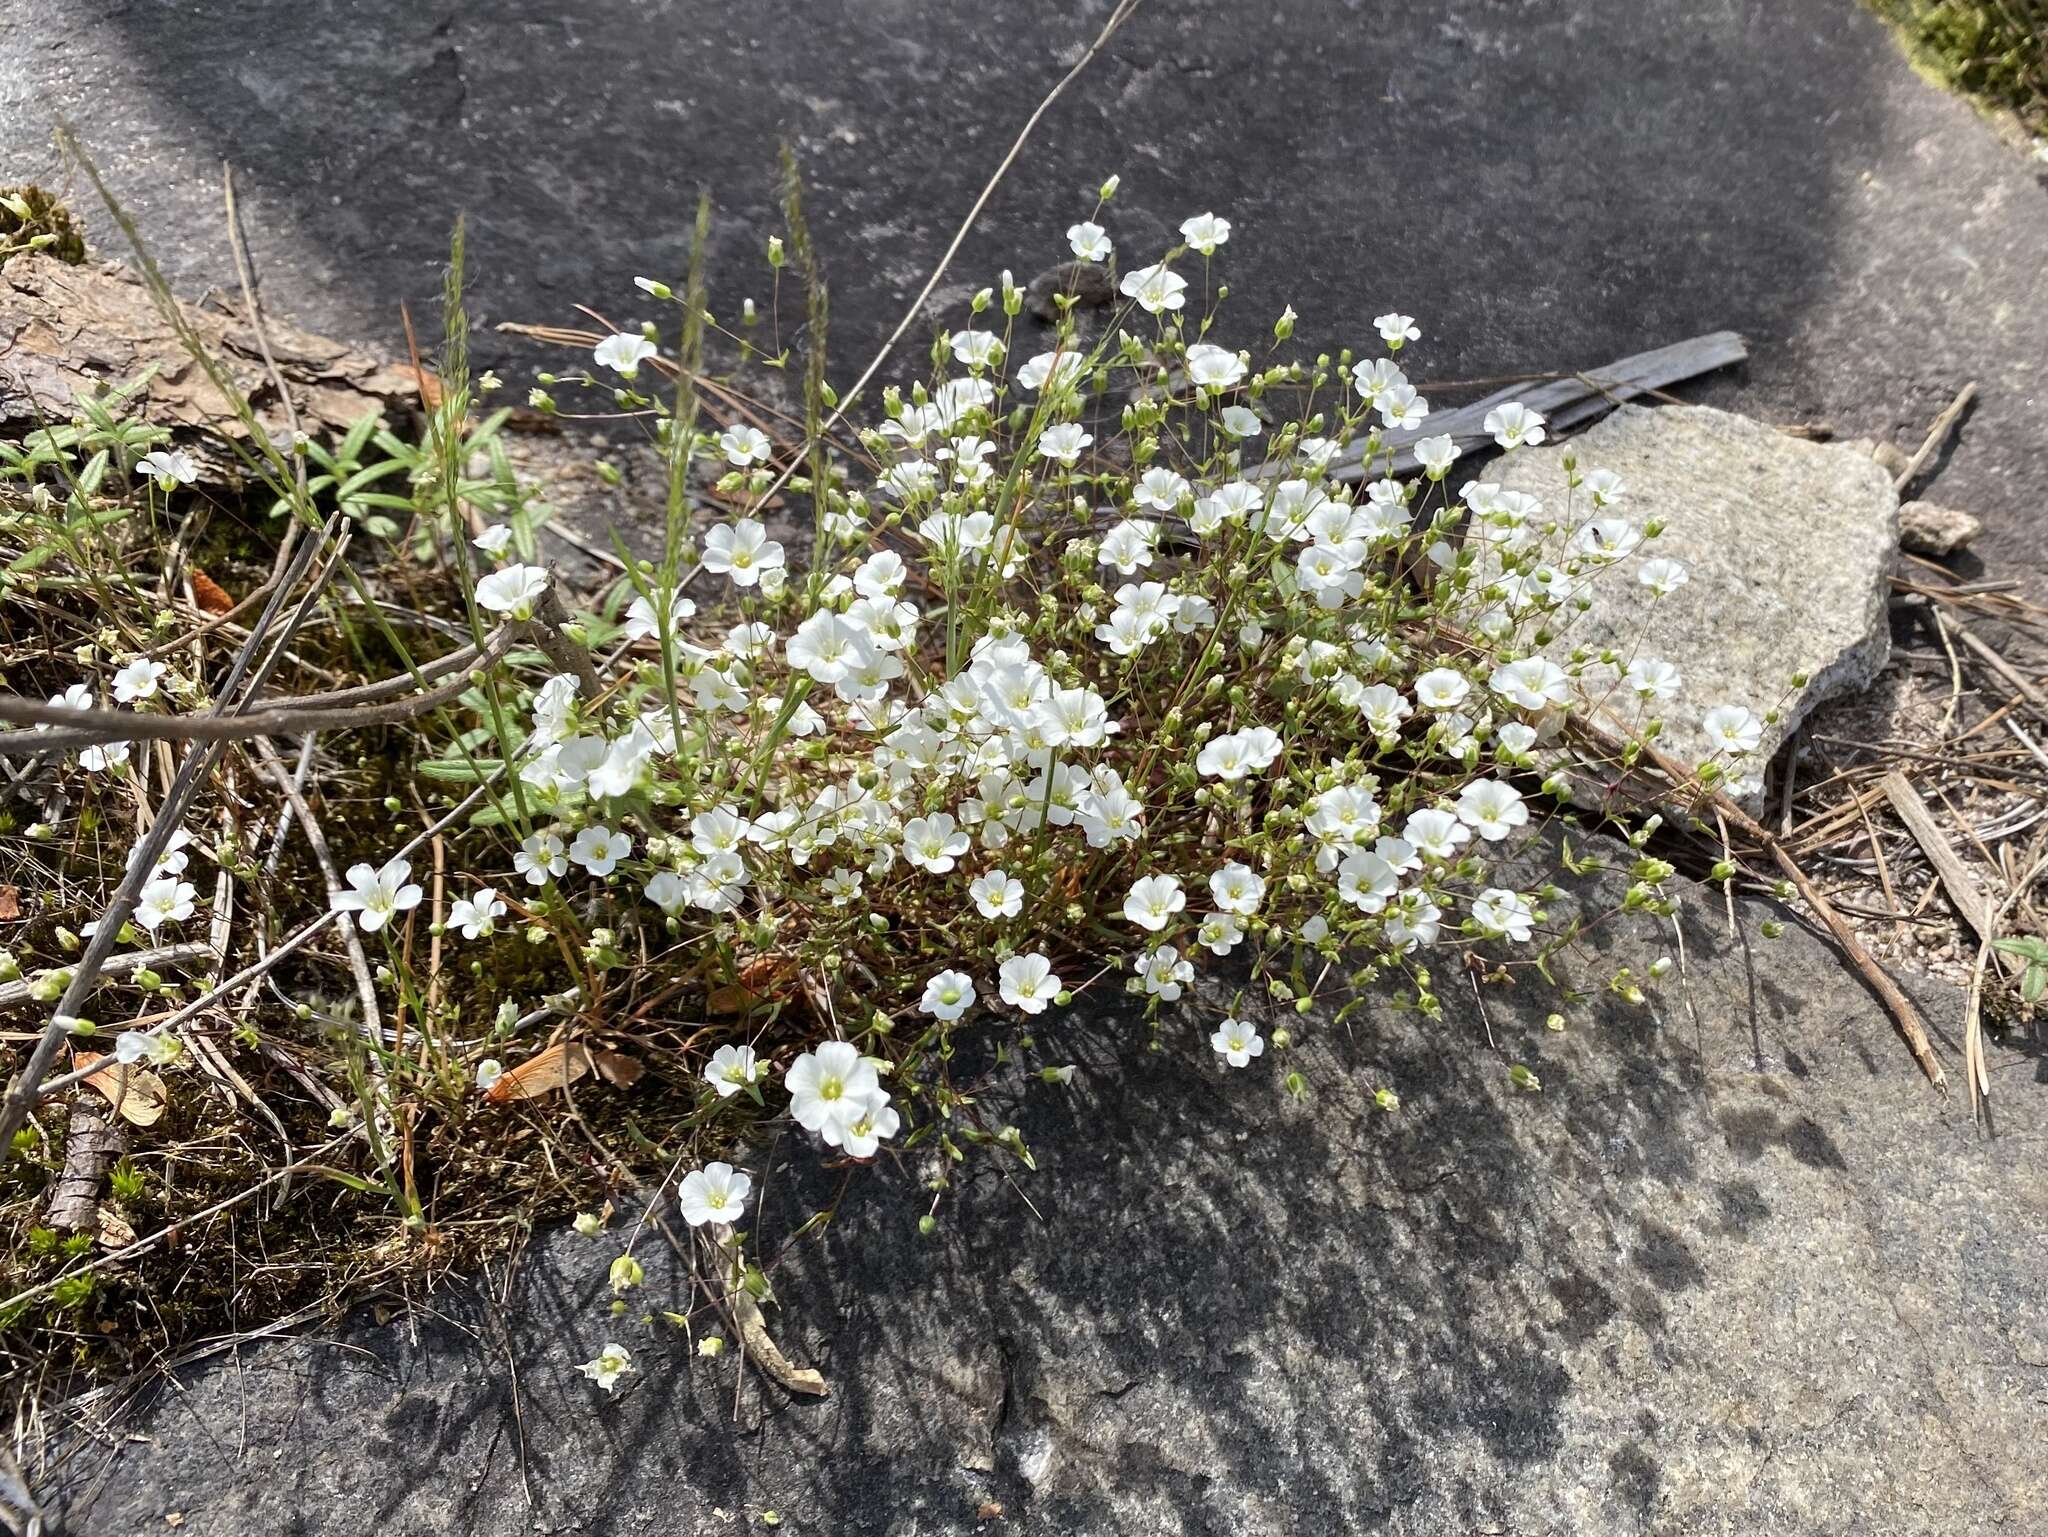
[474,1058,505,1093]
[112,658,166,703]
[1137,944,1194,1001]
[821,867,864,906]
[1037,422,1094,465]
[137,448,199,490]
[834,1090,901,1159]
[1208,862,1265,916]
[1067,221,1113,262]
[593,332,658,377]
[948,329,1005,369]
[1374,312,1420,348]
[1403,808,1471,861]
[1585,468,1627,507]
[786,1041,880,1135]
[1482,402,1546,449]
[569,825,632,876]
[1703,704,1763,757]
[1192,910,1242,956]
[623,588,699,645]
[1211,1018,1264,1068]
[1490,656,1571,711]
[475,564,550,620]
[1637,558,1689,597]
[331,857,423,933]
[678,1161,753,1227]
[902,813,970,874]
[1179,212,1232,254]
[1182,344,1246,390]
[448,886,506,939]
[1217,405,1262,438]
[1456,780,1529,842]
[1471,888,1535,942]
[1377,383,1429,430]
[578,1343,633,1395]
[705,1043,761,1098]
[998,953,1061,1014]
[473,524,513,556]
[1133,467,1192,511]
[1096,518,1157,575]
[920,969,977,1021]
[1119,263,1188,315]
[1413,435,1460,478]
[718,424,773,466]
[133,876,195,933]
[1624,657,1682,701]
[1413,667,1470,711]
[1123,874,1186,932]
[970,869,1024,919]
[1018,350,1086,393]
[515,831,567,886]
[699,519,786,588]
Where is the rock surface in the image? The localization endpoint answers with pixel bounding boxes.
[2,0,2044,593]
[1899,499,1985,558]
[39,861,2047,1536]
[1492,404,1898,801]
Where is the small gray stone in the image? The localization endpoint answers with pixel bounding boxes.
[1897,499,1984,558]
[1492,404,1898,807]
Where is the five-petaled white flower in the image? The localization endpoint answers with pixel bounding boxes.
[1471,888,1535,942]
[137,448,199,490]
[578,1343,633,1395]
[476,564,550,620]
[1179,212,1232,254]
[448,886,506,939]
[920,969,977,1021]
[718,424,773,466]
[1208,862,1266,916]
[593,332,658,378]
[1067,221,1113,262]
[1119,263,1188,315]
[1637,558,1689,597]
[569,824,632,876]
[1211,1018,1264,1068]
[699,519,786,588]
[1703,704,1763,757]
[678,1161,753,1227]
[704,1043,761,1098]
[1483,402,1547,450]
[474,1058,505,1093]
[331,857,424,933]
[1123,874,1187,932]
[135,877,196,933]
[998,953,1061,1014]
[1456,780,1529,842]
[902,814,970,874]
[1374,312,1421,348]
[473,524,513,556]
[515,831,568,886]
[113,658,166,704]
[970,869,1024,919]
[786,1041,880,1135]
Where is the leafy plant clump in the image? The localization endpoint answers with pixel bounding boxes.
[2,179,1786,1382]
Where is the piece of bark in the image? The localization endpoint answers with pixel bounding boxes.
[0,252,420,479]
[1897,500,1983,558]
[1274,330,1751,485]
[47,1094,124,1233]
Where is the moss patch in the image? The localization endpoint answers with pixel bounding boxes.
[1866,1,2048,136]
[0,186,88,264]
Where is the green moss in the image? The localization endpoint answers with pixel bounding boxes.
[1866,1,2048,135]
[0,185,88,264]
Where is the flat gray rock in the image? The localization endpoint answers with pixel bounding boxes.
[1493,404,1898,802]
[39,860,2047,1536]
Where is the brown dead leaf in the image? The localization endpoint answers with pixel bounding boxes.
[977,1503,1006,1522]
[592,1049,645,1089]
[0,884,19,921]
[483,1040,595,1103]
[189,567,235,615]
[708,954,799,1016]
[74,1051,168,1127]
